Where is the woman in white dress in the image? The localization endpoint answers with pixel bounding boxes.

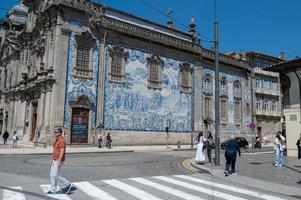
[195,131,206,163]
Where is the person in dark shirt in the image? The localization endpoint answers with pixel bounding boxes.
[2,130,9,145]
[224,135,241,176]
[297,133,301,159]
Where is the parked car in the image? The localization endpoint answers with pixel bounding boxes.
[221,137,249,149]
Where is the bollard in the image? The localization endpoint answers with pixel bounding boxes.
[177,141,181,149]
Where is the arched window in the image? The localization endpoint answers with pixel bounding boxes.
[204,76,212,86]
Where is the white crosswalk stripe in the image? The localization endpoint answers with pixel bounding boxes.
[175,175,287,200]
[3,186,25,200]
[130,177,206,200]
[103,179,163,200]
[154,176,248,200]
[73,181,118,200]
[40,185,72,200]
[2,175,289,200]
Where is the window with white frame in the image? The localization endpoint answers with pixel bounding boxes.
[108,46,128,83]
[256,98,261,111]
[220,98,227,119]
[272,101,277,111]
[234,100,241,119]
[264,100,269,111]
[147,55,163,90]
[180,63,192,93]
[256,78,261,88]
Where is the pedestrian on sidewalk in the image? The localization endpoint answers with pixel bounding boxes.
[274,131,286,167]
[195,131,206,164]
[206,132,214,163]
[296,133,301,159]
[12,131,18,148]
[47,128,75,194]
[224,135,241,176]
[2,130,9,145]
[97,132,102,148]
[106,132,112,149]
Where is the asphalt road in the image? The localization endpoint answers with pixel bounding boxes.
[0,149,297,200]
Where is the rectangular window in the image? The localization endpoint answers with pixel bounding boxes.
[111,54,122,76]
[234,101,241,119]
[264,100,269,111]
[150,63,159,81]
[272,101,277,111]
[76,45,90,69]
[181,68,191,93]
[246,103,250,116]
[205,97,210,119]
[221,99,227,118]
[256,79,261,88]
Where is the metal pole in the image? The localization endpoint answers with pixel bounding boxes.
[214,21,220,166]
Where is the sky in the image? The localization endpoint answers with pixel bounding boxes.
[1,0,300,60]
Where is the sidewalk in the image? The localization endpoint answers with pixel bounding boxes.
[190,152,301,198]
[0,141,195,155]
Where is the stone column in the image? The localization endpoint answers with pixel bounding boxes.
[193,63,203,132]
[97,42,106,127]
[23,103,32,142]
[43,91,52,146]
[15,99,26,138]
[37,92,46,143]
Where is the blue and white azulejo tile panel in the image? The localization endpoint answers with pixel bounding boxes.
[63,32,100,128]
[103,47,192,132]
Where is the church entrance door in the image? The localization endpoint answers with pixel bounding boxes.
[71,108,89,144]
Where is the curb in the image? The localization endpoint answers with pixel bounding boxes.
[0,150,135,156]
[189,159,216,175]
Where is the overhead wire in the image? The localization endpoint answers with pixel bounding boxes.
[137,0,214,43]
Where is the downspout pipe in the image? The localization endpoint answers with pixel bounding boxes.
[293,69,301,123]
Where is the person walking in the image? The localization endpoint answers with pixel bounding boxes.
[106,133,112,149]
[2,130,9,145]
[296,133,301,159]
[224,135,241,176]
[97,132,102,148]
[47,128,75,194]
[195,131,206,164]
[12,131,18,148]
[206,132,214,163]
[274,131,286,167]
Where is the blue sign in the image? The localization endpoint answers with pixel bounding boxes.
[72,124,87,135]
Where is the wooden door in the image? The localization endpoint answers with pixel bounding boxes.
[71,108,89,143]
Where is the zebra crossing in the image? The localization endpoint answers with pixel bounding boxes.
[1,174,290,200]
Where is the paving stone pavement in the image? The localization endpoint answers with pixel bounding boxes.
[191,151,301,198]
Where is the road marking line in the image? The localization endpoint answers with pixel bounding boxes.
[3,186,26,200]
[103,179,163,200]
[154,176,248,200]
[40,185,71,200]
[182,158,199,173]
[175,175,287,200]
[130,177,206,200]
[73,181,118,200]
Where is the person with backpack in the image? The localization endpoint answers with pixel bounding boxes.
[206,132,214,163]
[224,135,241,176]
[2,130,9,145]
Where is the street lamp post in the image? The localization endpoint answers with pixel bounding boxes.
[165,119,171,148]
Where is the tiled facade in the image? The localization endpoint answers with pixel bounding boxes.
[0,1,281,146]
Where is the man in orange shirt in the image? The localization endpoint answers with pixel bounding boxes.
[47,128,75,194]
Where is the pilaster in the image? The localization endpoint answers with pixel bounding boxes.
[193,63,203,132]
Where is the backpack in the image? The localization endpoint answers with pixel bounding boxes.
[208,138,215,148]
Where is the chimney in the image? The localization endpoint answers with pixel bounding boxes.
[279,52,285,60]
